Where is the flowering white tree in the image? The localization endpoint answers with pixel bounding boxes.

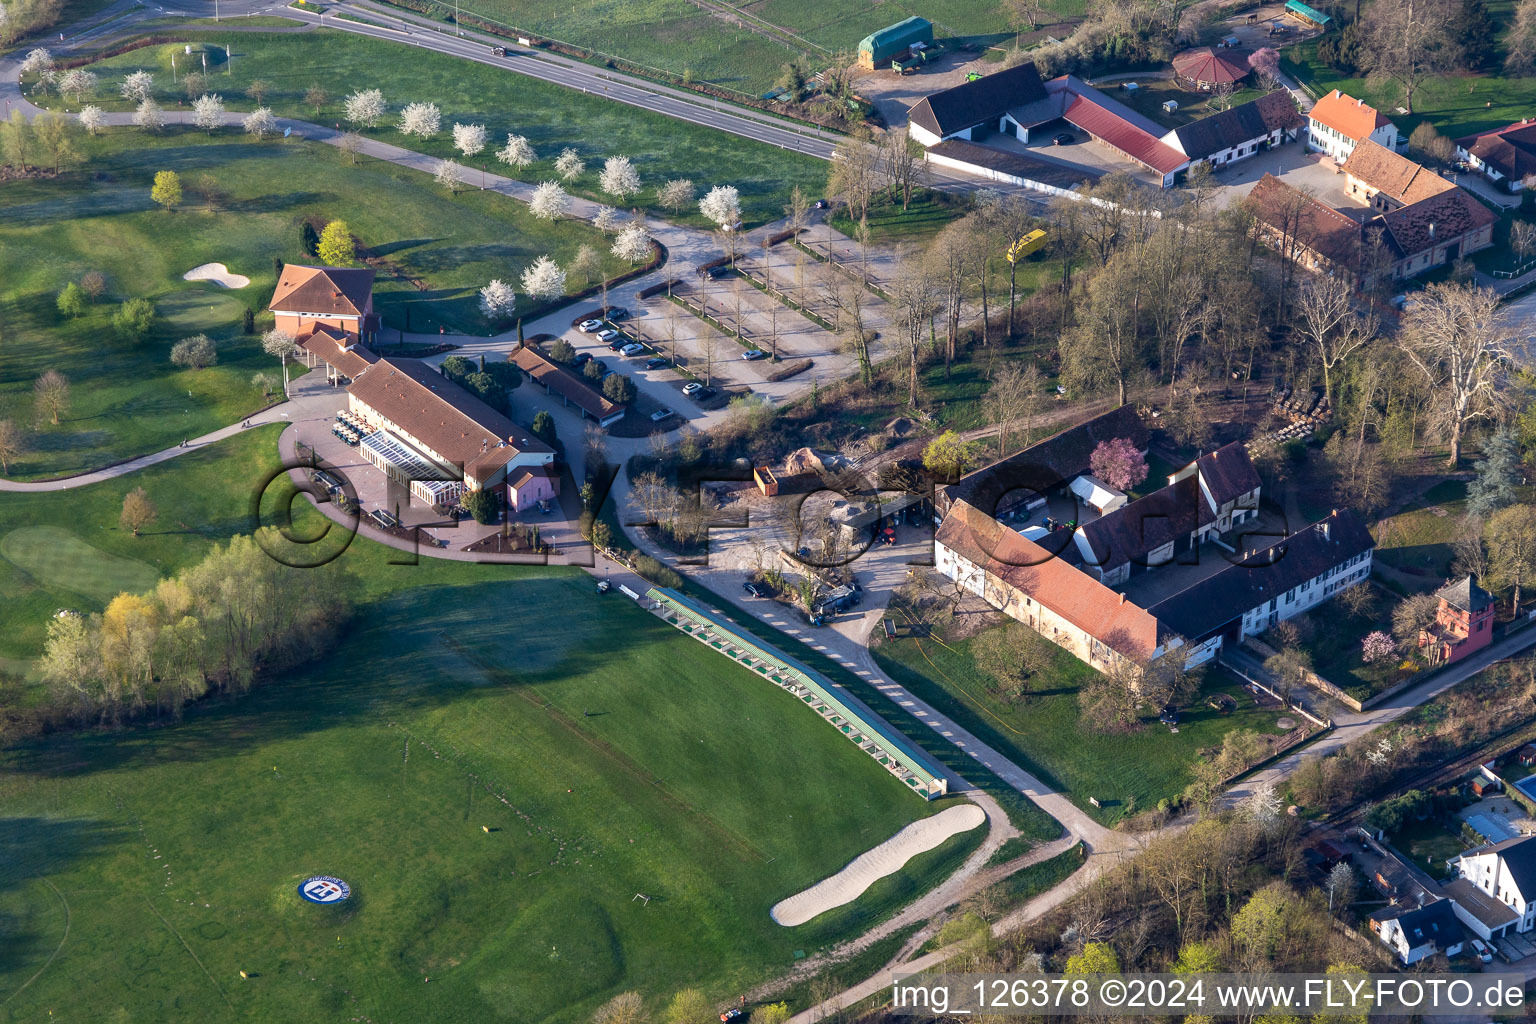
[343,88,386,129]
[78,105,105,135]
[611,223,651,264]
[121,70,155,103]
[192,93,225,133]
[593,205,621,234]
[243,106,278,138]
[398,101,441,138]
[1244,782,1282,830]
[1361,631,1397,664]
[554,147,583,181]
[520,255,566,300]
[529,180,570,221]
[132,97,164,132]
[433,158,465,193]
[657,177,695,212]
[699,184,742,230]
[20,48,53,77]
[496,132,534,168]
[599,155,641,202]
[58,69,96,103]
[479,279,517,322]
[452,121,486,158]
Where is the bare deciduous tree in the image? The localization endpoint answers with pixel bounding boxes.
[1398,282,1515,464]
[33,369,69,426]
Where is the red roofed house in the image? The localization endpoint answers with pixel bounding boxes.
[1455,119,1536,192]
[269,263,382,385]
[1343,139,1456,211]
[1306,89,1399,163]
[1420,575,1496,665]
[1172,46,1251,90]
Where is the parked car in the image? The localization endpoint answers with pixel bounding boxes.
[592,359,608,375]
[681,381,704,396]
[645,357,668,370]
[650,407,674,422]
[596,328,619,342]
[742,581,764,598]
[578,318,604,333]
[621,342,646,357]
[1053,132,1074,145]
[705,265,733,279]
[607,337,627,351]
[604,306,630,320]
[814,198,829,209]
[692,386,716,401]
[572,352,592,367]
[1472,939,1493,962]
[742,349,767,361]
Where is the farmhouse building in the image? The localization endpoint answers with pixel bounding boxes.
[1419,575,1496,665]
[933,408,1374,681]
[1342,140,1455,211]
[345,357,554,506]
[907,62,1050,147]
[1454,120,1536,192]
[1306,89,1398,162]
[1162,90,1304,169]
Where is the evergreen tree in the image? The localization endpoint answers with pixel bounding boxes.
[1468,429,1522,517]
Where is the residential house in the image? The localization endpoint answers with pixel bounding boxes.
[1454,120,1536,192]
[1373,899,1468,964]
[1420,575,1496,665]
[1375,187,1497,276]
[1450,835,1536,936]
[506,465,560,513]
[346,357,554,506]
[1306,89,1398,162]
[1161,90,1305,170]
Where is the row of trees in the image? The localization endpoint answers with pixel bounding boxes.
[0,107,82,174]
[38,533,355,726]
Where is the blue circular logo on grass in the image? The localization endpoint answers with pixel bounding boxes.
[298,876,352,904]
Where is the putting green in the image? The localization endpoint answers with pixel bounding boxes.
[0,526,161,607]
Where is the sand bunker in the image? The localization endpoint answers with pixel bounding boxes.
[770,803,985,927]
[183,263,250,289]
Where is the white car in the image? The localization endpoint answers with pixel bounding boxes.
[596,329,619,343]
[650,407,674,422]
[578,318,604,333]
[741,349,767,361]
[620,343,646,357]
[1472,938,1492,962]
[681,381,703,396]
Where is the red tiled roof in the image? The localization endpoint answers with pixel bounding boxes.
[296,324,377,379]
[1377,187,1497,258]
[1248,172,1363,267]
[1063,93,1190,175]
[1455,121,1536,182]
[510,346,626,421]
[1309,89,1392,143]
[269,264,376,316]
[1172,47,1251,85]
[936,499,1163,663]
[1343,140,1455,204]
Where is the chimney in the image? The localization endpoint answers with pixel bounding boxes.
[1119,593,1127,604]
[1428,222,1436,239]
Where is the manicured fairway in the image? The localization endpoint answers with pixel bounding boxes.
[0,573,967,1023]
[43,30,831,227]
[0,128,620,479]
[0,526,161,606]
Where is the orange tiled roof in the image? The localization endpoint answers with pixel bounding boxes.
[1343,140,1455,204]
[1309,89,1392,143]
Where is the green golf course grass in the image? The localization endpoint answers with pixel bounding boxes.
[35,29,830,226]
[874,626,1296,824]
[0,570,976,1023]
[0,127,622,480]
[0,526,161,606]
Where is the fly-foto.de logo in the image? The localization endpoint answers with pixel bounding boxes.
[298,876,352,904]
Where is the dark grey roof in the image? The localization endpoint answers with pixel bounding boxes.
[1196,442,1261,507]
[1481,835,1536,899]
[943,405,1148,515]
[1437,575,1494,613]
[1394,899,1466,950]
[1169,90,1304,161]
[1443,878,1520,930]
[1079,475,1202,573]
[908,62,1048,138]
[927,139,1102,191]
[1148,509,1376,640]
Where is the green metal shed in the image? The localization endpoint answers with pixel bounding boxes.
[858,16,934,69]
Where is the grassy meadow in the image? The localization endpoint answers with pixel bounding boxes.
[0,127,622,479]
[874,623,1297,824]
[33,30,831,226]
